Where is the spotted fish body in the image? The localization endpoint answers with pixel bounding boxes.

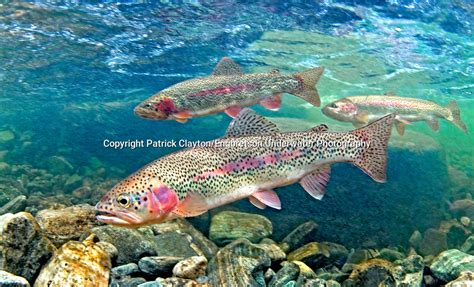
[322,94,467,135]
[96,109,395,227]
[134,57,324,122]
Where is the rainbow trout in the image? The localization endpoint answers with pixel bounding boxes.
[96,109,395,227]
[134,57,324,123]
[322,93,467,135]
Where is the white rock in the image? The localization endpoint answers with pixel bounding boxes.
[172,256,208,280]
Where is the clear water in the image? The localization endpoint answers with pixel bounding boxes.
[0,0,472,247]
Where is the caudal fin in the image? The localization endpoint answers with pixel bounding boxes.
[351,114,395,183]
[292,67,324,107]
[446,100,468,133]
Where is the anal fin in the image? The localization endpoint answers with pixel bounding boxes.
[427,119,439,132]
[250,189,281,210]
[260,93,282,111]
[300,165,331,200]
[173,191,208,217]
[224,106,243,118]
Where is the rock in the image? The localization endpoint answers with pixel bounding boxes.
[156,277,198,287]
[0,162,9,173]
[207,239,271,286]
[172,256,207,280]
[0,130,15,143]
[442,221,470,249]
[392,255,424,286]
[138,256,183,276]
[460,216,471,226]
[96,241,118,261]
[0,195,26,215]
[265,268,276,282]
[155,231,202,258]
[0,270,30,287]
[0,212,55,284]
[460,235,474,253]
[35,204,99,246]
[430,249,474,282]
[89,225,159,264]
[64,174,83,190]
[348,259,396,286]
[46,156,74,175]
[279,221,318,253]
[304,279,341,286]
[446,271,474,287]
[255,242,286,262]
[137,282,162,287]
[419,228,448,256]
[209,211,272,245]
[408,230,422,249]
[151,219,218,260]
[293,260,317,283]
[34,234,111,287]
[287,242,348,269]
[268,261,300,287]
[377,248,405,262]
[111,263,140,277]
[71,186,92,200]
[110,277,147,287]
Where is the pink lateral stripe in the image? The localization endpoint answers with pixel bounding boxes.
[188,84,257,97]
[193,149,304,181]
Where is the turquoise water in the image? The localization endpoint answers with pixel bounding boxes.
[0,0,473,249]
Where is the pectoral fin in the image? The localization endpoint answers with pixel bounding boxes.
[427,119,439,132]
[354,110,369,124]
[300,165,331,200]
[173,192,208,217]
[260,94,282,111]
[250,190,281,210]
[174,111,191,123]
[395,121,406,136]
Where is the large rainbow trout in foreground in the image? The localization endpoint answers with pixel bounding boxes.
[322,94,467,135]
[96,109,395,227]
[134,57,324,122]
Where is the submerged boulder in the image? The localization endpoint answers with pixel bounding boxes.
[172,256,208,279]
[138,256,183,276]
[446,271,474,287]
[88,225,159,265]
[207,239,271,286]
[279,220,318,253]
[209,211,272,245]
[35,204,99,246]
[152,218,218,260]
[0,270,30,287]
[34,234,111,287]
[0,212,55,284]
[430,249,474,282]
[287,241,348,269]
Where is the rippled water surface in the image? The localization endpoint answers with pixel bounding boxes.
[0,0,473,247]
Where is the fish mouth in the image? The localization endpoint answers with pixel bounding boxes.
[95,206,144,227]
[133,106,167,120]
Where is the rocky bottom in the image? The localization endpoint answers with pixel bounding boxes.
[0,207,473,287]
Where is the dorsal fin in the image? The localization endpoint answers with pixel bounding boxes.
[212,57,243,76]
[225,108,279,137]
[308,124,329,133]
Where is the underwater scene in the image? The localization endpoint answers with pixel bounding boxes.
[0,0,473,286]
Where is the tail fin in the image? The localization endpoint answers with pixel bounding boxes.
[446,100,468,133]
[292,67,324,107]
[351,114,395,183]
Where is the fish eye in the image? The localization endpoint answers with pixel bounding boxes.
[330,103,338,108]
[117,194,131,208]
[144,103,152,109]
